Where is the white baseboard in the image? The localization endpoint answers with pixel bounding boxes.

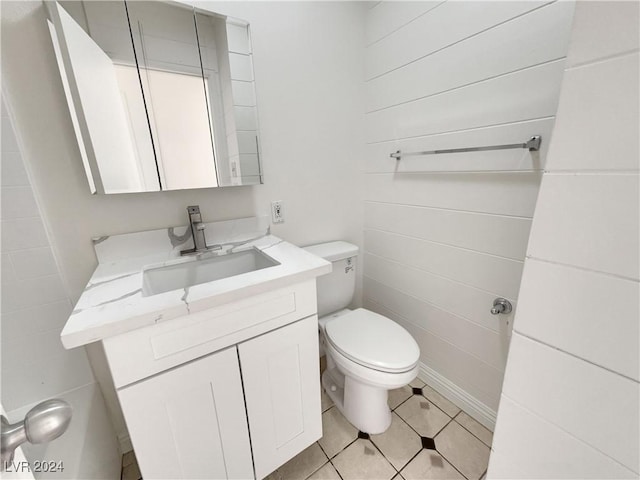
[417,361,497,431]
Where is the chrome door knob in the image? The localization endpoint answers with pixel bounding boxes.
[1,399,72,468]
[491,298,512,315]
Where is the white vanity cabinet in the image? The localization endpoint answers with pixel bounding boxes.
[239,314,321,479]
[103,281,322,480]
[117,346,253,480]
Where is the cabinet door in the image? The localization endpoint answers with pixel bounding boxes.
[238,316,321,479]
[118,347,253,479]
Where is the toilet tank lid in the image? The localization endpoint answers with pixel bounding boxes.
[303,241,358,262]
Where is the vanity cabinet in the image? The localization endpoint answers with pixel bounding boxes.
[104,281,322,480]
[239,315,321,479]
[118,346,253,479]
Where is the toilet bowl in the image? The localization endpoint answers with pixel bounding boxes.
[304,242,420,434]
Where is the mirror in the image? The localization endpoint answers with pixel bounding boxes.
[47,1,262,194]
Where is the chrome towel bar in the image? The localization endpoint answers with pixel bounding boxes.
[390,135,542,160]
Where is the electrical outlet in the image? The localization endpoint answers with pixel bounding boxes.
[271,200,284,223]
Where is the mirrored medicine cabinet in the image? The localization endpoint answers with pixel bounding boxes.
[46,0,262,194]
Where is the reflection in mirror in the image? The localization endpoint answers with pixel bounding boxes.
[48,1,262,194]
[125,1,218,190]
[194,12,261,186]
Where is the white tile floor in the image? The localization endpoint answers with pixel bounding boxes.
[266,378,493,480]
[121,375,493,480]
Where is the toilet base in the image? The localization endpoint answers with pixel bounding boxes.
[322,368,392,434]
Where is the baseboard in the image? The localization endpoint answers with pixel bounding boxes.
[118,433,133,454]
[417,361,497,431]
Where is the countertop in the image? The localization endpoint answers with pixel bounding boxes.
[61,217,331,349]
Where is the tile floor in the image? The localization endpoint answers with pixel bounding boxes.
[121,450,141,480]
[121,373,493,480]
[266,378,492,480]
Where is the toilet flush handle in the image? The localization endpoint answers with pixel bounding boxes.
[490,298,512,315]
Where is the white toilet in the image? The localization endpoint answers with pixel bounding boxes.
[304,241,420,434]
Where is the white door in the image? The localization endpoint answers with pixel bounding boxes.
[238,316,322,480]
[118,347,253,479]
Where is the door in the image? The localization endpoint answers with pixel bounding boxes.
[118,347,253,479]
[238,316,322,479]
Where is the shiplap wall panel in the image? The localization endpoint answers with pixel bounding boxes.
[364,1,573,425]
[365,1,444,46]
[364,202,532,260]
[489,396,637,479]
[547,53,640,171]
[366,59,565,143]
[364,278,508,372]
[366,300,504,409]
[365,118,555,174]
[489,2,639,477]
[365,1,549,79]
[364,254,511,333]
[528,174,639,280]
[502,335,639,471]
[365,229,524,298]
[365,172,542,217]
[516,259,639,382]
[366,1,574,112]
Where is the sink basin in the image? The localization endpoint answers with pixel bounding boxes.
[142,248,280,297]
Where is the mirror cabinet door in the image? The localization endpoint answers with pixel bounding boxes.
[125,1,219,191]
[194,12,262,186]
[52,1,160,193]
[48,1,262,194]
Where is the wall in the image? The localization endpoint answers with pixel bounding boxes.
[1,97,120,478]
[488,2,640,478]
[362,1,575,427]
[2,0,364,450]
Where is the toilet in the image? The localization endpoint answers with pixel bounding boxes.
[304,241,420,434]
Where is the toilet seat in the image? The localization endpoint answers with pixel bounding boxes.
[324,308,420,373]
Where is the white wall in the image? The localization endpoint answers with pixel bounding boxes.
[1,97,120,478]
[1,0,364,450]
[362,1,574,427]
[488,2,639,478]
[1,97,94,410]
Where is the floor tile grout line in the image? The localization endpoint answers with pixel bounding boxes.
[328,459,344,480]
[431,417,472,480]
[301,453,330,480]
[366,435,401,475]
[396,447,425,478]
[393,387,459,443]
[452,415,494,448]
[320,384,488,480]
[420,388,462,419]
[435,417,494,480]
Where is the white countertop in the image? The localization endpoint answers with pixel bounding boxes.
[61,218,331,349]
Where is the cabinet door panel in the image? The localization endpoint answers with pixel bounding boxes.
[118,347,253,479]
[239,316,321,479]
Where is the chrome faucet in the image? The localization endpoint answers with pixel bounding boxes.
[181,206,208,255]
[181,206,221,256]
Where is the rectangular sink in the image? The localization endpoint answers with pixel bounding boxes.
[142,248,280,297]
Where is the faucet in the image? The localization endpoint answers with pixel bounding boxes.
[181,206,219,256]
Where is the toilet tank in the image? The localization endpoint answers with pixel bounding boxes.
[303,241,358,317]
